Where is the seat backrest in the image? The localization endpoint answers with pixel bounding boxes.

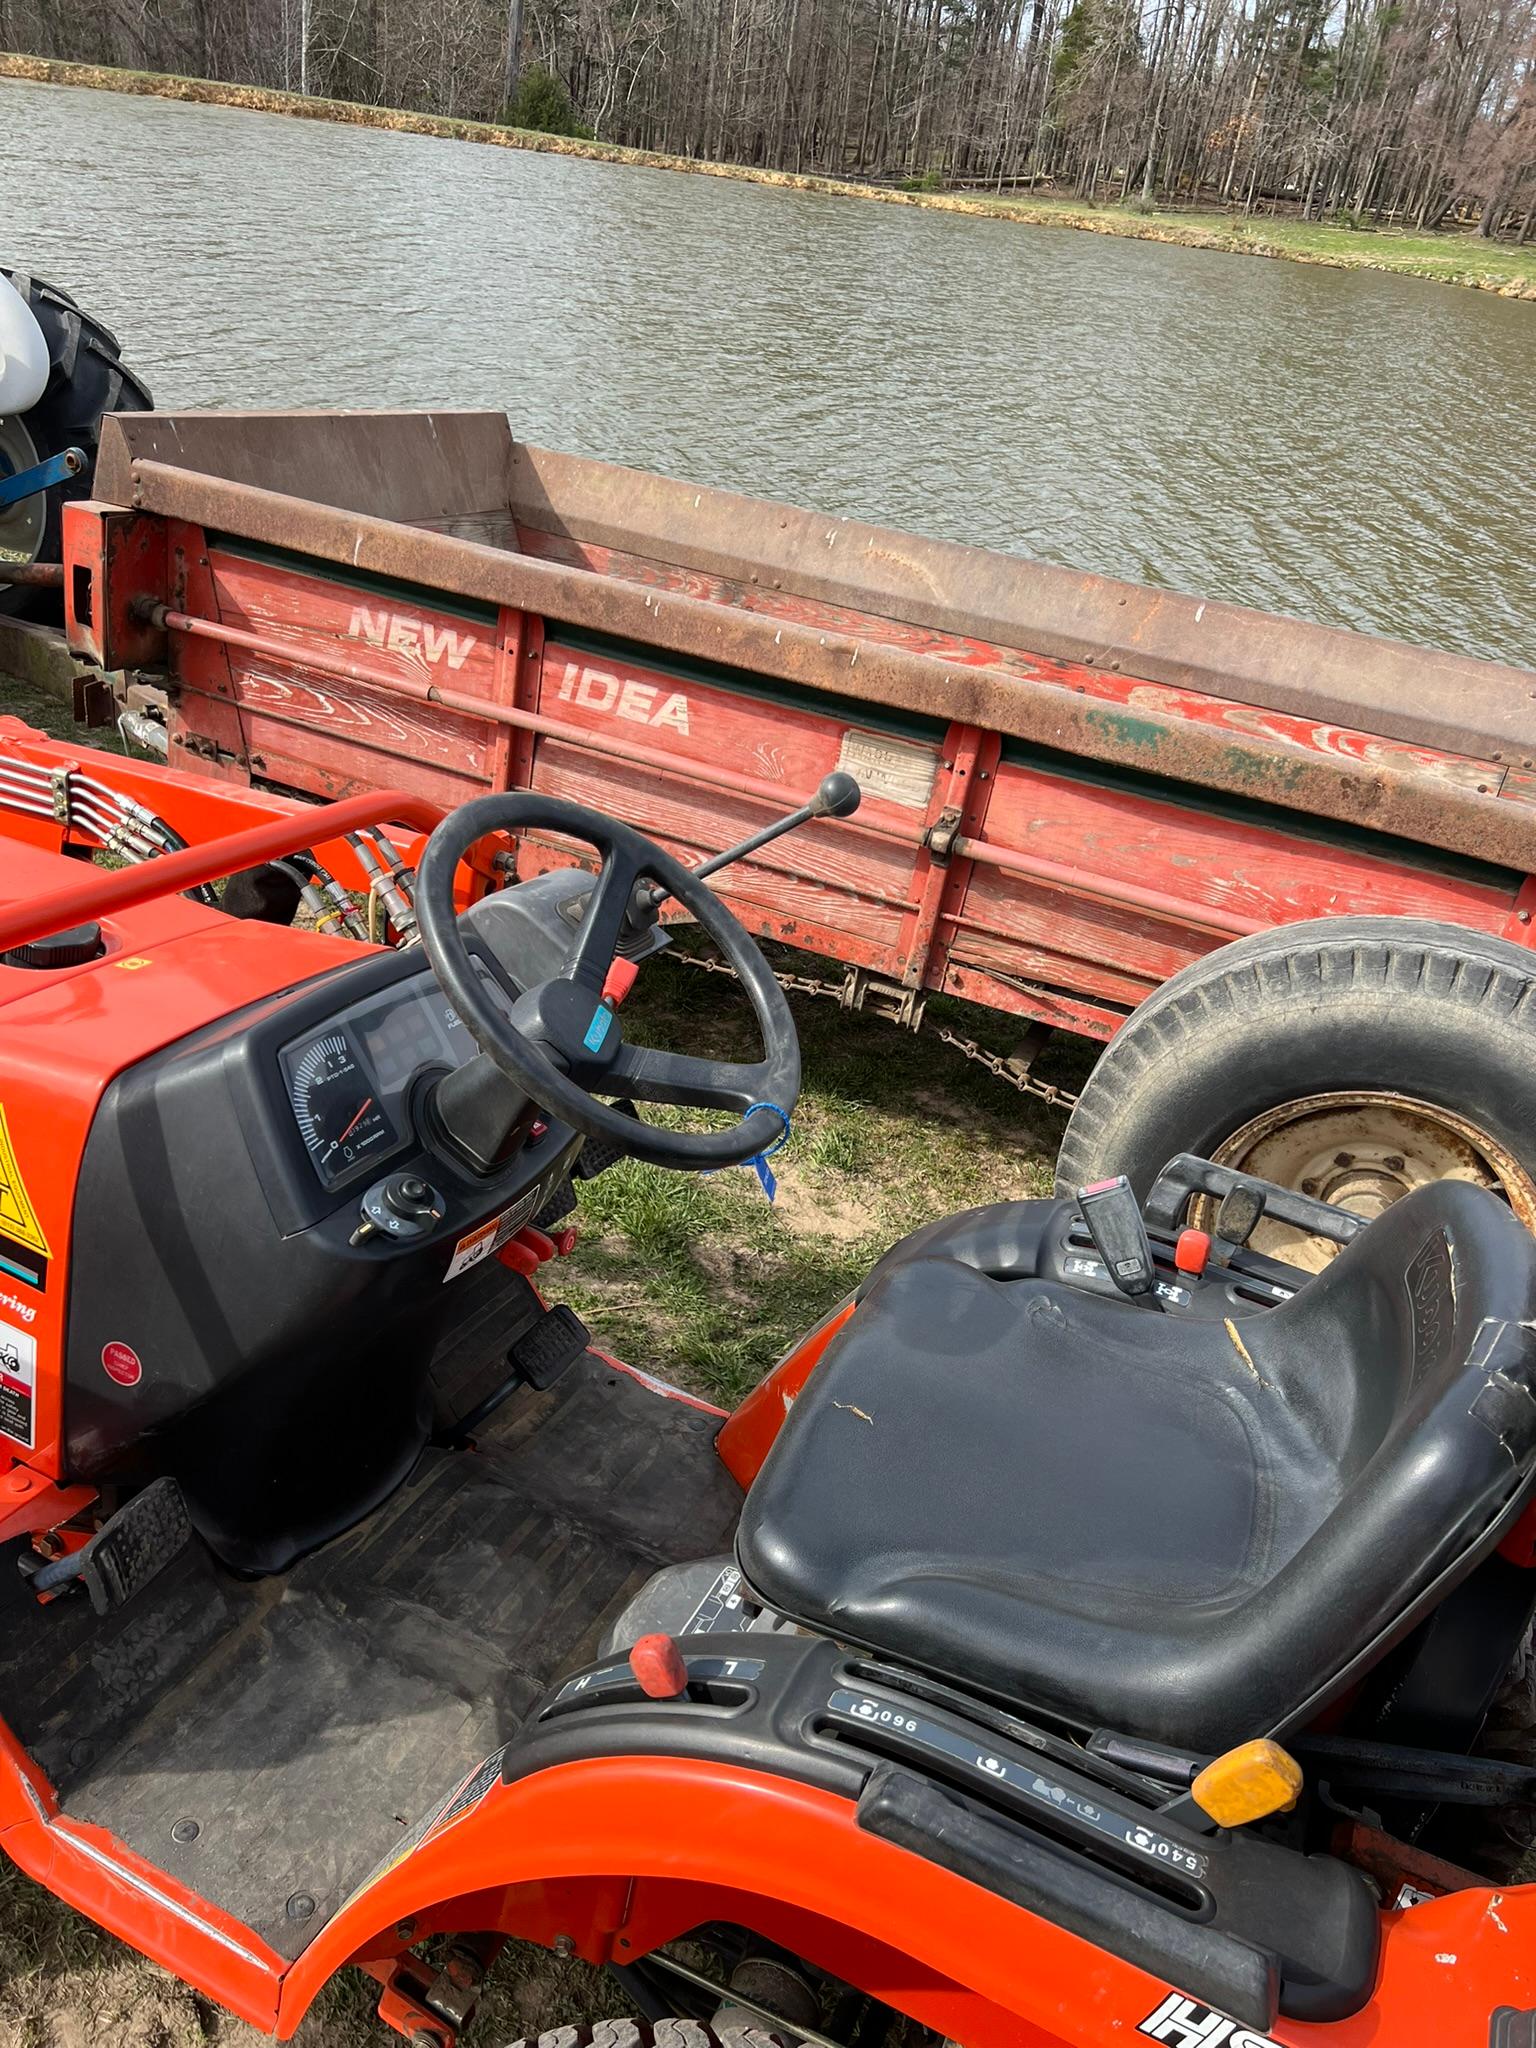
[1242,1178,1536,1580]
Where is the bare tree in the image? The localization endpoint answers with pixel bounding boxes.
[11,0,1535,234]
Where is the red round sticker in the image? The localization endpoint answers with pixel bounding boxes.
[101,1341,142,1387]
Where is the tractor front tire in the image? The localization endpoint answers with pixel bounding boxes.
[0,269,152,617]
[1055,916,1536,1268]
[507,2023,777,2048]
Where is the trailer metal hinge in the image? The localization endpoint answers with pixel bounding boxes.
[924,805,964,865]
[844,966,927,1029]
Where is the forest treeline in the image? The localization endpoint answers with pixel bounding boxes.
[5,0,1532,236]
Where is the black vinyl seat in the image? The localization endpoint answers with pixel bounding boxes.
[736,1181,1536,1753]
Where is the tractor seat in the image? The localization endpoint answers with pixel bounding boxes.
[735,1181,1536,1753]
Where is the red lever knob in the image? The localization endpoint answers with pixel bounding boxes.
[602,958,640,1007]
[1174,1228,1212,1276]
[629,1633,689,1699]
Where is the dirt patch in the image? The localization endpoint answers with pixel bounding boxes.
[771,1176,880,1242]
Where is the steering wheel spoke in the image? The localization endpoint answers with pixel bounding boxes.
[607,1043,774,1115]
[415,793,800,1170]
[563,848,642,993]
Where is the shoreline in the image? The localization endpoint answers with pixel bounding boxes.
[4,52,1533,300]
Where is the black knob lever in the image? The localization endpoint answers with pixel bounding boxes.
[642,773,864,915]
[1076,1175,1163,1309]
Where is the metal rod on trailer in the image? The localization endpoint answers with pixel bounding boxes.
[947,836,1263,938]
[144,605,1262,942]
[1,561,65,588]
[142,603,917,852]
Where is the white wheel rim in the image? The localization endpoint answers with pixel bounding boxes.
[1206,1090,1536,1272]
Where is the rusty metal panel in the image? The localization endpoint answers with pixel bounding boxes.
[507,442,1536,767]
[60,501,167,673]
[110,448,1536,875]
[95,411,513,530]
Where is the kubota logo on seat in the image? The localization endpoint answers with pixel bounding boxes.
[348,607,476,670]
[1138,1995,1282,2047]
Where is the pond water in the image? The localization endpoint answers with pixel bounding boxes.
[6,75,1533,666]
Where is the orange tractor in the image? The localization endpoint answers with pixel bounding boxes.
[0,704,1535,2048]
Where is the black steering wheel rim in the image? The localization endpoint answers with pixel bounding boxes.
[415,793,800,1170]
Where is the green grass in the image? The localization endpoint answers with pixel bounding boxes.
[0,667,1080,2042]
[557,948,1075,1408]
[958,191,1536,293]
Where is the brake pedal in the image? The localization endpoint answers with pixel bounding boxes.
[508,1304,590,1389]
[32,1477,193,1615]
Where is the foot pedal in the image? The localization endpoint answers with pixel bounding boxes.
[508,1304,590,1389]
[56,1478,193,1615]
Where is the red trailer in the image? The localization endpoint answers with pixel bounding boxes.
[56,407,1536,1261]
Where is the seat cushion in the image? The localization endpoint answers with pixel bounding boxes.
[736,1183,1536,1751]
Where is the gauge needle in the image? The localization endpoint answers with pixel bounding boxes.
[338,1097,375,1143]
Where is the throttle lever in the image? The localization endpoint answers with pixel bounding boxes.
[1076,1175,1163,1309]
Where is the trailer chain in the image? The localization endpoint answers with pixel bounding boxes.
[930,1022,1080,1111]
[669,950,1079,1112]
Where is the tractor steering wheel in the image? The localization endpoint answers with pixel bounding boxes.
[415,794,800,1171]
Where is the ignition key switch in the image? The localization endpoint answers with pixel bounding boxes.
[350,1171,445,1246]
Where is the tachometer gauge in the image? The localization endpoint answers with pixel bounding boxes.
[286,1031,398,1188]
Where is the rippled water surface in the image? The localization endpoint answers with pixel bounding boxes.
[6,77,1533,665]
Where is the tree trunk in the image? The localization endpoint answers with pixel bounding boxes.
[501,0,523,110]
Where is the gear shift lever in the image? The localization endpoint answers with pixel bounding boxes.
[1076,1175,1163,1308]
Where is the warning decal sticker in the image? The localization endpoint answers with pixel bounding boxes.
[0,1106,50,1282]
[443,1183,545,1283]
[0,1319,37,1449]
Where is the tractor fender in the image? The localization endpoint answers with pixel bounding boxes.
[274,1753,1536,2048]
[0,271,49,415]
[275,1754,1114,2046]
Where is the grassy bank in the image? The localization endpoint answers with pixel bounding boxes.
[4,52,1533,299]
[0,669,1076,2044]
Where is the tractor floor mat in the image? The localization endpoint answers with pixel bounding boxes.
[0,1265,740,1960]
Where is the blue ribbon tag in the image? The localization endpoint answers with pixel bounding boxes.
[741,1101,791,1203]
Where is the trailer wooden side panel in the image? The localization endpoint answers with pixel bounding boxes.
[63,411,1536,1047]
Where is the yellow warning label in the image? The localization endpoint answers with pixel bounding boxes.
[0,1106,50,1259]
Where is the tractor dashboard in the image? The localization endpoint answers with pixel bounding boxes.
[50,937,583,1571]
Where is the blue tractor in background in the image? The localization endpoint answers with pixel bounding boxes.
[0,269,151,615]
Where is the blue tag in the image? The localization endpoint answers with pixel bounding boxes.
[582,1003,614,1053]
[742,1101,790,1203]
[705,1103,791,1202]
